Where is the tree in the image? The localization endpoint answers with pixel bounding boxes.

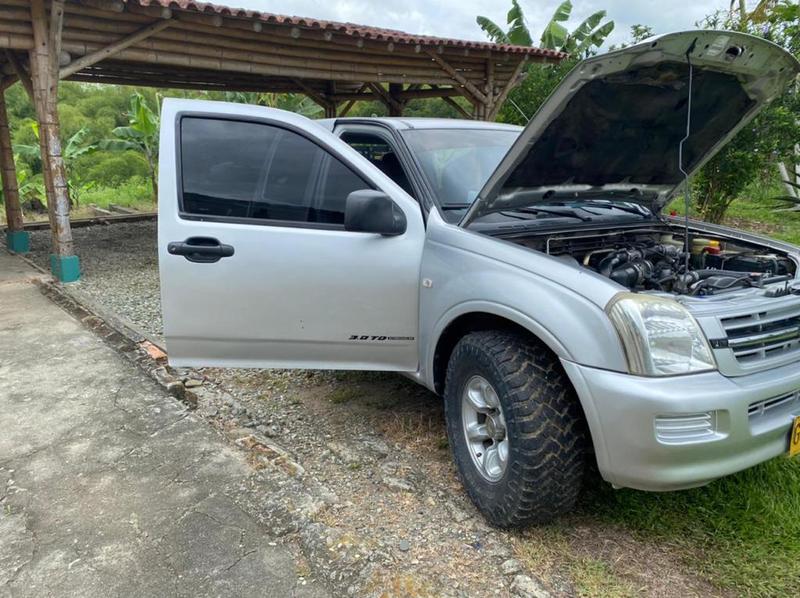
[477,0,614,56]
[693,5,800,222]
[751,0,800,207]
[99,92,160,202]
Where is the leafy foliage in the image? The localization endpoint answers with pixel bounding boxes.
[495,58,579,125]
[539,1,571,50]
[693,5,800,222]
[477,0,614,56]
[506,0,534,46]
[475,16,511,45]
[475,0,532,45]
[11,120,97,206]
[99,92,160,201]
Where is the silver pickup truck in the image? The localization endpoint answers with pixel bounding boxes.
[158,30,800,527]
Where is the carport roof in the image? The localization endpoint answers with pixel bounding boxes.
[136,0,563,58]
[0,0,563,118]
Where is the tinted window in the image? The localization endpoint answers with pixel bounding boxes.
[341,131,415,198]
[180,117,370,225]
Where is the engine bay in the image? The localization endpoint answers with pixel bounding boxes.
[511,227,798,296]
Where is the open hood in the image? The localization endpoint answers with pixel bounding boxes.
[462,30,800,225]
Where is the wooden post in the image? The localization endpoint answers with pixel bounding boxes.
[474,102,488,121]
[0,88,27,253]
[323,103,339,118]
[30,0,78,281]
[488,57,528,121]
[368,83,403,115]
[388,83,405,117]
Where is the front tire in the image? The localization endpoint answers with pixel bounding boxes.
[444,331,586,527]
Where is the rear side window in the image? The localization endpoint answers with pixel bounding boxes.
[180,117,370,226]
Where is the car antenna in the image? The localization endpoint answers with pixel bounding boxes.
[509,97,530,122]
[679,38,698,274]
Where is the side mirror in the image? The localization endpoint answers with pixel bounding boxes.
[344,190,407,236]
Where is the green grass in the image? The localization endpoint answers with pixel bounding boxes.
[78,175,155,212]
[569,558,637,598]
[515,524,638,597]
[584,457,800,596]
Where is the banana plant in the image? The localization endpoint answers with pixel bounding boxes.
[14,121,96,164]
[99,92,159,202]
[477,0,614,56]
[539,1,572,51]
[476,0,531,45]
[13,122,96,206]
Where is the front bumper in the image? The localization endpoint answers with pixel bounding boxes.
[562,359,800,491]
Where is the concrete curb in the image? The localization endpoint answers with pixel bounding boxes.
[33,276,197,408]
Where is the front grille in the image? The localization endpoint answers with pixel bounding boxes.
[748,391,800,420]
[721,304,800,365]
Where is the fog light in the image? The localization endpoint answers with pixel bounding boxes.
[655,412,718,444]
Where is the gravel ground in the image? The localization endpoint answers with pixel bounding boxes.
[26,221,722,597]
[29,221,163,338]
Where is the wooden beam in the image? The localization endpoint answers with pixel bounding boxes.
[79,0,124,12]
[4,50,32,99]
[368,82,402,113]
[290,77,331,109]
[424,49,489,104]
[427,85,472,119]
[488,57,528,121]
[337,83,368,117]
[0,89,23,233]
[441,95,472,119]
[60,18,173,79]
[0,76,18,92]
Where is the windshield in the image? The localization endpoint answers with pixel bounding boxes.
[401,128,518,218]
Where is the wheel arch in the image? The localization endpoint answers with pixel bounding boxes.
[428,303,572,396]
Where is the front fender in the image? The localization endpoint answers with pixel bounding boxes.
[419,220,628,389]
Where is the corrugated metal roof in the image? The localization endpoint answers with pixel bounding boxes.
[132,0,565,58]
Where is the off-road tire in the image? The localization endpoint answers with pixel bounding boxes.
[444,331,587,527]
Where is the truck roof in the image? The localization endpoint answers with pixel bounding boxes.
[317,117,522,132]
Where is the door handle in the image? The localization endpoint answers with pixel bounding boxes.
[167,237,234,263]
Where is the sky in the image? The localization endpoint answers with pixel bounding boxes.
[219,0,732,49]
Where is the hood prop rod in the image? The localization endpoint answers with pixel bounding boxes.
[679,39,698,274]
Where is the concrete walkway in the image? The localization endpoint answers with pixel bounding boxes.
[0,252,327,598]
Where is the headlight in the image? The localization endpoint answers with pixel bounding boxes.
[606,292,716,376]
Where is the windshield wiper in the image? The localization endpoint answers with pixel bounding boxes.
[508,206,593,222]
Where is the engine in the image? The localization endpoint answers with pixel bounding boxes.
[511,228,797,296]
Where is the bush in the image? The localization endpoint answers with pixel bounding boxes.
[495,59,579,126]
[76,150,150,188]
[79,176,154,210]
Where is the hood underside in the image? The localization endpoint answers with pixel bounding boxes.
[463,30,800,225]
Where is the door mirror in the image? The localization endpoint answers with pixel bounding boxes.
[344,190,407,236]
